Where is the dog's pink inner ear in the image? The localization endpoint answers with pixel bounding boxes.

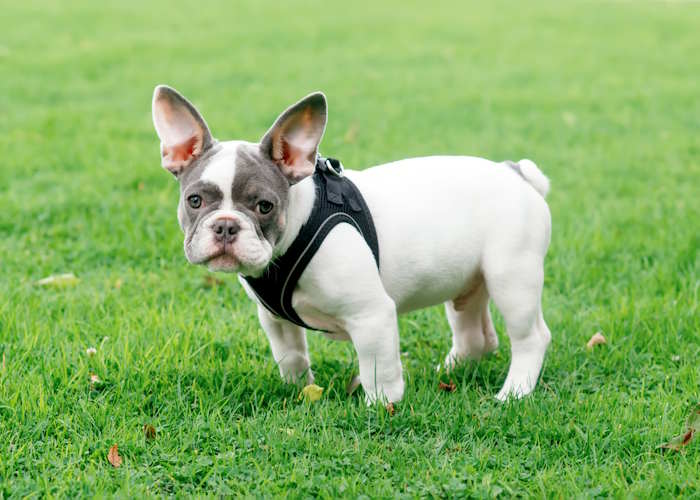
[152,87,210,176]
[162,135,199,165]
[269,106,322,183]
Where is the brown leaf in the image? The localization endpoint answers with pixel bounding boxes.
[107,444,122,467]
[439,380,457,393]
[137,182,145,191]
[143,424,156,441]
[385,402,395,416]
[659,403,700,452]
[202,275,224,288]
[660,429,695,451]
[586,331,607,349]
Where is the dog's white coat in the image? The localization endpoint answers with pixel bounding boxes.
[238,151,552,403]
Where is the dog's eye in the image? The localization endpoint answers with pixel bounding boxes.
[187,194,202,209]
[257,200,274,214]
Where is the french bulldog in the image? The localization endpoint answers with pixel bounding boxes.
[151,85,553,403]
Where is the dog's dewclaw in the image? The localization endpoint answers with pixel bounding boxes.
[36,273,79,287]
[586,331,607,349]
[346,375,361,395]
[300,384,324,402]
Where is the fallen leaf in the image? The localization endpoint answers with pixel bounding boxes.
[439,380,457,392]
[659,403,700,452]
[202,275,224,288]
[299,384,324,402]
[36,273,79,287]
[107,444,122,467]
[346,375,361,395]
[137,181,145,191]
[86,347,97,357]
[385,402,395,416]
[586,331,607,349]
[143,424,156,441]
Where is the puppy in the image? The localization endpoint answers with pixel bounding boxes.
[152,86,552,403]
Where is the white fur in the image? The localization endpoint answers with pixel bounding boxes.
[200,143,239,211]
[518,158,550,197]
[243,155,552,403]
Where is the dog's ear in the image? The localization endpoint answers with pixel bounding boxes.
[152,85,214,176]
[260,92,327,184]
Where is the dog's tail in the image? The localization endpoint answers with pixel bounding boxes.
[517,159,550,198]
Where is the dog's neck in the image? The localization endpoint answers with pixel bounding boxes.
[273,175,316,257]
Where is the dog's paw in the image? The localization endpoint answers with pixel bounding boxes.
[361,376,405,406]
[277,354,313,386]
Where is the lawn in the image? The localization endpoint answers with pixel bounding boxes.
[1,0,699,497]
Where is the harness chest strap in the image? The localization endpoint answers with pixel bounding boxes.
[242,157,380,330]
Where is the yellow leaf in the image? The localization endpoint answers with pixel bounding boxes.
[36,273,79,287]
[300,384,324,402]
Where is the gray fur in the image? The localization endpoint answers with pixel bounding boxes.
[230,143,291,245]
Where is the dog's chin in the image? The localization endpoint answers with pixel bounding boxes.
[202,250,269,276]
[206,253,239,273]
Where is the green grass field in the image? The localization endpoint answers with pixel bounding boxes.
[1,0,699,497]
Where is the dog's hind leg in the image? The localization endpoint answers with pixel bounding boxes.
[484,258,551,401]
[443,279,499,372]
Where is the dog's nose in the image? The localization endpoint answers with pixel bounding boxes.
[212,218,240,244]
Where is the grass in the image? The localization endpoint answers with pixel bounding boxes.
[1,0,699,497]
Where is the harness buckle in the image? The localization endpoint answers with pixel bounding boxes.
[324,158,344,177]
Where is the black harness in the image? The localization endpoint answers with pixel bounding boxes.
[242,156,379,330]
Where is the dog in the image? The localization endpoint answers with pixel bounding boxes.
[151,85,552,403]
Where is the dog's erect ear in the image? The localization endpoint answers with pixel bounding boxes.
[260,92,327,184]
[152,85,214,176]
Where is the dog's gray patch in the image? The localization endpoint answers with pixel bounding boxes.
[231,143,291,246]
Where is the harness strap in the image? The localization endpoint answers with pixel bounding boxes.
[243,156,379,330]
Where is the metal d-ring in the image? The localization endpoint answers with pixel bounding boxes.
[325,158,344,177]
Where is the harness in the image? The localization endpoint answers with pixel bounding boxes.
[242,156,380,330]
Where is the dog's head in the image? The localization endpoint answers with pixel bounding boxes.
[152,86,327,276]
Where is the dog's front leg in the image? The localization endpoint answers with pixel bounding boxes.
[346,297,404,404]
[257,305,313,385]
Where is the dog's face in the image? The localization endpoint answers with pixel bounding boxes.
[152,86,327,276]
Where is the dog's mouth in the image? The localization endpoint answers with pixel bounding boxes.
[205,246,239,271]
